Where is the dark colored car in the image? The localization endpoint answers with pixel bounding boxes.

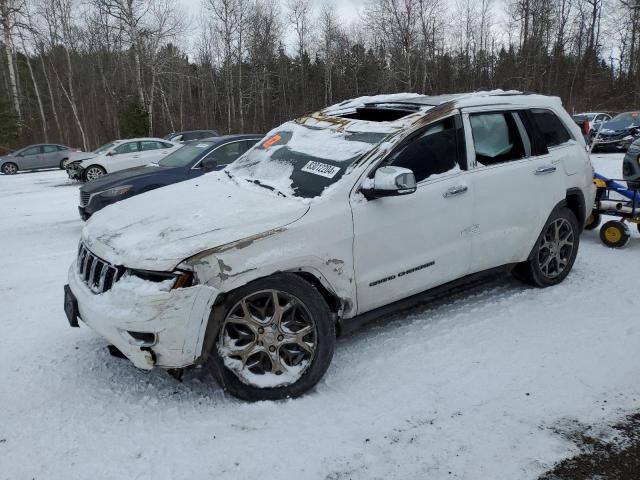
[623,138,640,183]
[163,130,220,142]
[591,112,640,151]
[78,135,261,220]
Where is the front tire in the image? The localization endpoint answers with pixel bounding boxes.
[1,162,18,175]
[206,274,335,401]
[59,158,70,169]
[513,207,580,287]
[83,165,106,181]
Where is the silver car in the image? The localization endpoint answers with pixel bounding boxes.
[0,144,80,175]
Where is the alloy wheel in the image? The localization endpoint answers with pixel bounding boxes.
[85,167,104,181]
[537,218,575,278]
[217,289,317,388]
[2,163,17,175]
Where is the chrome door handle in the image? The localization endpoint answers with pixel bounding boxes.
[535,165,557,175]
[443,185,468,198]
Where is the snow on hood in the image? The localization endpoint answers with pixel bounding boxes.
[82,171,310,271]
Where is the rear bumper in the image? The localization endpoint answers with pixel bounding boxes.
[67,262,219,369]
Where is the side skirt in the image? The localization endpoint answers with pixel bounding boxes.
[339,264,517,337]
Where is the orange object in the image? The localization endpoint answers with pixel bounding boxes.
[263,134,282,149]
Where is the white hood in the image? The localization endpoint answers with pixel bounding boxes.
[82,172,310,271]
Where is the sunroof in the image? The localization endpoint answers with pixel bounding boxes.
[338,106,419,122]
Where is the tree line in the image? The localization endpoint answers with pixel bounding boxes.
[0,0,638,151]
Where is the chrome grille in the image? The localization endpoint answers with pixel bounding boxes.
[77,244,122,293]
[79,191,91,207]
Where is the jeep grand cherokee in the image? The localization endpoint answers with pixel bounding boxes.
[64,91,596,401]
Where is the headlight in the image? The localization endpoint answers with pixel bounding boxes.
[128,268,193,289]
[101,185,133,198]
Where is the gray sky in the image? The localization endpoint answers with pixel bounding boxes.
[176,0,366,53]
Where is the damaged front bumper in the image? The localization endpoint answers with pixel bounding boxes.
[66,262,219,370]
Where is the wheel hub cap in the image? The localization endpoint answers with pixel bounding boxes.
[537,218,575,279]
[218,289,317,388]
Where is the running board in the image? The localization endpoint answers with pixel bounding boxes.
[339,264,516,337]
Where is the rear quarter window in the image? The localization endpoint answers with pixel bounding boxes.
[531,109,572,147]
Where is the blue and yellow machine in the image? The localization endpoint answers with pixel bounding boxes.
[586,173,640,247]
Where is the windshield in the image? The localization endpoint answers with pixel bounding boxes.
[94,142,116,155]
[611,112,640,123]
[226,123,386,198]
[158,141,216,167]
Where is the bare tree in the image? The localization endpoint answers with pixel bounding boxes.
[0,0,23,130]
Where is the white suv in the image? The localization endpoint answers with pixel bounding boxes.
[64,92,596,400]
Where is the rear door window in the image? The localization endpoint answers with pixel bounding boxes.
[530,109,572,147]
[469,112,526,166]
[141,141,163,151]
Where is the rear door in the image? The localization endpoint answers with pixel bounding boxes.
[462,108,565,273]
[41,145,62,168]
[351,115,474,313]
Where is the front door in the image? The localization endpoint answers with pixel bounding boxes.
[350,116,474,314]
[108,141,142,172]
[18,146,43,170]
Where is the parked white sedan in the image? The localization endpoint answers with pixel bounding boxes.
[66,138,181,181]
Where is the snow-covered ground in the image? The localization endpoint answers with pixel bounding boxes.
[1,154,639,479]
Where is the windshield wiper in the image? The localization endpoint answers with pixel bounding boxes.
[246,179,287,197]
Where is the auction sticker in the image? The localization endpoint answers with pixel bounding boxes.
[263,134,282,148]
[301,161,341,178]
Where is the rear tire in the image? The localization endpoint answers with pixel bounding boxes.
[513,207,580,288]
[1,162,18,175]
[205,273,335,401]
[600,220,631,248]
[83,165,106,182]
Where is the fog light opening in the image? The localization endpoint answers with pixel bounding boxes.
[127,331,157,346]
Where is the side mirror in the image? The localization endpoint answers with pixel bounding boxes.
[362,166,417,199]
[201,158,218,172]
[106,151,113,156]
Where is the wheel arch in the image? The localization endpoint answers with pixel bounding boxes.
[197,269,344,366]
[83,164,107,180]
[525,198,582,261]
[565,187,586,232]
